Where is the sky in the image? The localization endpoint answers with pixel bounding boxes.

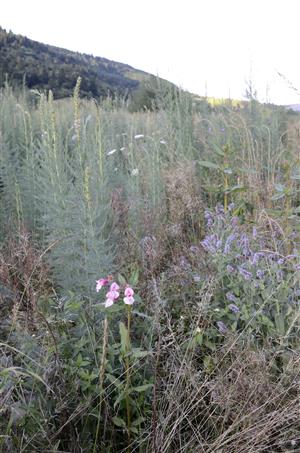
[2,0,300,105]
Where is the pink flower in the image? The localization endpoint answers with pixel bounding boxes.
[110,282,120,292]
[106,290,120,300]
[124,296,134,305]
[96,278,109,292]
[124,286,134,297]
[105,298,114,307]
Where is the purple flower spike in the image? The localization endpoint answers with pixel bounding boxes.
[228,304,240,313]
[226,292,238,302]
[256,269,264,279]
[224,233,236,254]
[217,321,228,334]
[215,204,224,215]
[238,267,252,281]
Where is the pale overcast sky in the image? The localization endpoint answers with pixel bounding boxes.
[2,0,300,104]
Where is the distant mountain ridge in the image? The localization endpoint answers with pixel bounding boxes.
[0,27,160,99]
[286,104,300,112]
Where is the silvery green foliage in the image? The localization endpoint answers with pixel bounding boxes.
[0,87,114,296]
[33,92,114,297]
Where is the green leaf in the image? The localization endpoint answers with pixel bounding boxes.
[274,313,285,336]
[132,349,149,359]
[132,383,153,393]
[113,390,127,409]
[118,273,127,285]
[132,416,145,426]
[119,322,130,354]
[211,143,225,157]
[226,185,247,194]
[271,193,285,201]
[130,269,139,286]
[106,373,123,388]
[198,160,219,170]
[112,416,126,428]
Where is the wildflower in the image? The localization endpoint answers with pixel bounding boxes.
[216,240,222,249]
[134,134,144,139]
[224,233,236,254]
[104,284,120,308]
[228,202,235,211]
[256,269,264,279]
[231,216,239,226]
[189,245,200,254]
[96,278,109,292]
[239,233,250,256]
[227,264,235,273]
[160,139,167,145]
[124,295,135,305]
[110,282,120,292]
[226,292,238,302]
[228,304,240,313]
[106,289,119,299]
[204,211,214,227]
[238,267,252,280]
[251,252,261,266]
[217,321,227,333]
[107,149,117,156]
[124,286,134,297]
[201,234,221,254]
[131,168,139,176]
[277,258,285,265]
[252,226,258,239]
[105,298,114,307]
[215,204,224,215]
[193,274,201,282]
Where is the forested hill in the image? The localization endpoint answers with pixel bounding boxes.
[0,27,156,99]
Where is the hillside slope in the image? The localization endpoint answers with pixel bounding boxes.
[0,27,155,99]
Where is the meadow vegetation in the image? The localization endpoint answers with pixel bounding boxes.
[0,79,299,452]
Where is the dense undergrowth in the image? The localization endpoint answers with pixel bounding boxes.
[0,81,300,452]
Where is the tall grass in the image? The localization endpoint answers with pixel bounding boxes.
[0,82,299,452]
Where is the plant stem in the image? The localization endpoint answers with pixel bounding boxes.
[125,305,132,448]
[93,317,108,453]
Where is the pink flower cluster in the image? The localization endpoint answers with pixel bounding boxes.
[95,278,135,308]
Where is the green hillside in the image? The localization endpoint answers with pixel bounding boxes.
[0,27,157,99]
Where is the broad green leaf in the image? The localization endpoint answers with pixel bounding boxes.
[130,269,139,286]
[118,273,127,285]
[119,322,130,354]
[132,383,153,392]
[211,143,225,156]
[112,416,126,428]
[132,349,149,359]
[198,160,220,170]
[106,373,123,388]
[113,390,127,409]
[224,185,247,194]
[132,416,145,426]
